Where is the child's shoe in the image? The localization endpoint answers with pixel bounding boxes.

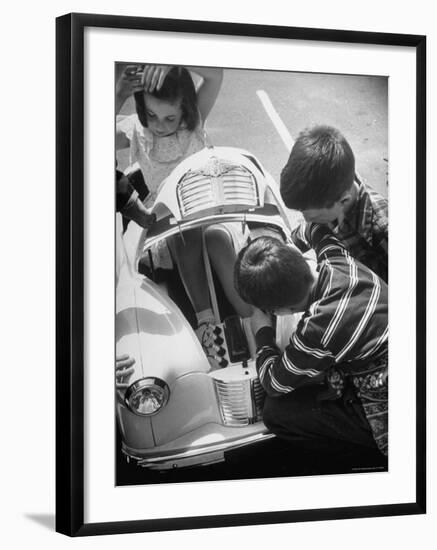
[195,321,222,370]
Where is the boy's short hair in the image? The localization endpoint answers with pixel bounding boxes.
[134,66,199,131]
[280,125,355,210]
[234,237,313,310]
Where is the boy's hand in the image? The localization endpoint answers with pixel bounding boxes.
[250,308,273,335]
[121,195,156,230]
[141,211,156,230]
[143,65,172,93]
[115,354,135,389]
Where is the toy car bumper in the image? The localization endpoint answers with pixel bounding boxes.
[122,422,275,470]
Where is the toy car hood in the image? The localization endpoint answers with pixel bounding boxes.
[151,146,287,223]
[131,146,295,267]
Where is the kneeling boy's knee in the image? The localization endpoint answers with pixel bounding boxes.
[262,391,316,436]
[262,395,293,433]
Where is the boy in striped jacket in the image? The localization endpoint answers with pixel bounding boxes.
[234,224,388,457]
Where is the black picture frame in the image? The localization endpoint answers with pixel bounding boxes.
[56,12,426,537]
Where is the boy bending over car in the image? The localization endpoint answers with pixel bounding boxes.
[234,223,388,457]
[280,125,388,282]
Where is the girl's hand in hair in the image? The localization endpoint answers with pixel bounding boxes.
[143,65,172,93]
[116,65,145,98]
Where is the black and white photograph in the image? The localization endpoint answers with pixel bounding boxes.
[114,63,389,486]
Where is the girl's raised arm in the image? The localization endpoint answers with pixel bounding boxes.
[116,64,145,114]
[187,67,224,124]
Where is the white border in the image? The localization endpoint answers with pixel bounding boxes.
[84,27,416,523]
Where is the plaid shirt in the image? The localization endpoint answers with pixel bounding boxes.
[291,180,388,282]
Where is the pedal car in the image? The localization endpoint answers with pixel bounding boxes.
[116,146,298,470]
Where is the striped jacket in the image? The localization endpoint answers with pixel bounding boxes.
[256,224,388,397]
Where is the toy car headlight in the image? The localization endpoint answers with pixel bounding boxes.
[124,377,170,416]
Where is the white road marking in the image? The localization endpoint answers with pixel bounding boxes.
[256,90,295,152]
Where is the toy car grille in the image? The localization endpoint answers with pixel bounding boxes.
[177,166,259,217]
[213,377,265,426]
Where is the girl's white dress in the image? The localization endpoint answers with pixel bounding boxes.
[117,113,248,268]
[117,114,206,208]
[117,114,207,268]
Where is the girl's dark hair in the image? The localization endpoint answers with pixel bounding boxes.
[280,125,355,210]
[234,237,313,310]
[134,66,199,131]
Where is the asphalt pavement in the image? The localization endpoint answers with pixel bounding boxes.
[208,68,388,197]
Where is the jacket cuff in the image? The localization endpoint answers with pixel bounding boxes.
[255,326,276,348]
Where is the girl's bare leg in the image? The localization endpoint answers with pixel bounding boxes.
[168,229,223,368]
[167,228,211,315]
[205,225,252,318]
[205,225,256,357]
